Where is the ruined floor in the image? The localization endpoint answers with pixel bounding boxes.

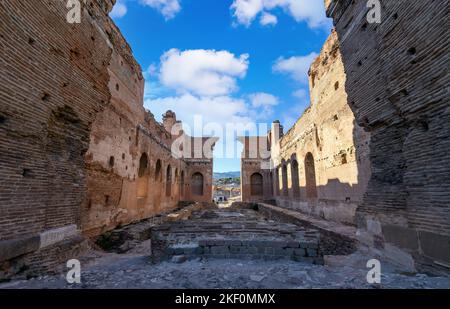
[1,206,450,289]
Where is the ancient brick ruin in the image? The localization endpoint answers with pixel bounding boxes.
[0,0,216,279]
[0,0,449,281]
[241,0,449,273]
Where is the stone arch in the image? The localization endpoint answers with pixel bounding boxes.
[166,164,172,197]
[305,152,317,198]
[191,172,204,196]
[250,172,263,196]
[154,159,162,181]
[291,159,300,198]
[137,153,149,198]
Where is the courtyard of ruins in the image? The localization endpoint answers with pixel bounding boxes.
[0,0,449,290]
[2,203,450,289]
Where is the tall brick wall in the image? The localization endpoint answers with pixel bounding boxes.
[326,0,450,269]
[0,0,113,241]
[0,0,216,277]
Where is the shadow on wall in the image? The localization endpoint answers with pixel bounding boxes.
[327,0,450,272]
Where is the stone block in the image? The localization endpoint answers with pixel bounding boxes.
[306,248,318,257]
[0,236,40,262]
[294,248,306,256]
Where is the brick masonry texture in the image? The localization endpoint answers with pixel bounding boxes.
[240,1,449,271]
[326,0,450,270]
[0,0,216,278]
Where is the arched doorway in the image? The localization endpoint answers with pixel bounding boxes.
[166,165,172,197]
[250,172,263,196]
[291,159,300,198]
[137,153,148,198]
[191,172,204,196]
[305,152,317,198]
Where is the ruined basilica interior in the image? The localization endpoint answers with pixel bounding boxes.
[0,0,449,288]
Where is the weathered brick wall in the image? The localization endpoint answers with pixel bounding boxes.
[0,0,216,278]
[240,31,371,225]
[326,0,450,269]
[0,0,114,241]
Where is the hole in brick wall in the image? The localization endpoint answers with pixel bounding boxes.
[407,47,417,55]
[41,93,50,101]
[346,197,351,202]
[341,154,348,164]
[0,115,6,124]
[122,153,125,160]
[116,83,120,91]
[91,36,95,42]
[22,169,32,178]
[361,23,367,31]
[419,120,429,132]
[87,199,92,210]
[28,37,35,45]
[105,195,110,205]
[357,60,362,67]
[334,81,339,90]
[375,98,380,102]
[393,13,398,19]
[62,82,69,87]
[333,115,339,121]
[109,156,115,167]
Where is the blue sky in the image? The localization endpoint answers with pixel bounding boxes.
[111,0,332,172]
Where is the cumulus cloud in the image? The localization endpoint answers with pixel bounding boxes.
[249,92,279,120]
[260,12,278,26]
[159,49,249,97]
[110,0,128,19]
[249,92,279,108]
[140,0,181,20]
[273,52,318,84]
[231,0,330,29]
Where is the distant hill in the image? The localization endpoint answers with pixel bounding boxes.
[213,171,240,179]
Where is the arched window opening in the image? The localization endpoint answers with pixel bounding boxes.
[305,152,318,198]
[291,160,300,198]
[155,159,162,181]
[191,172,204,196]
[282,164,288,196]
[250,173,263,196]
[137,153,149,198]
[166,165,172,197]
[180,170,185,197]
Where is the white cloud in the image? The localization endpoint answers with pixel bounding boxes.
[145,94,250,126]
[231,0,264,27]
[110,0,128,19]
[249,92,279,108]
[260,12,278,26]
[231,0,330,29]
[249,92,279,120]
[273,52,318,84]
[140,0,181,20]
[159,49,249,97]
